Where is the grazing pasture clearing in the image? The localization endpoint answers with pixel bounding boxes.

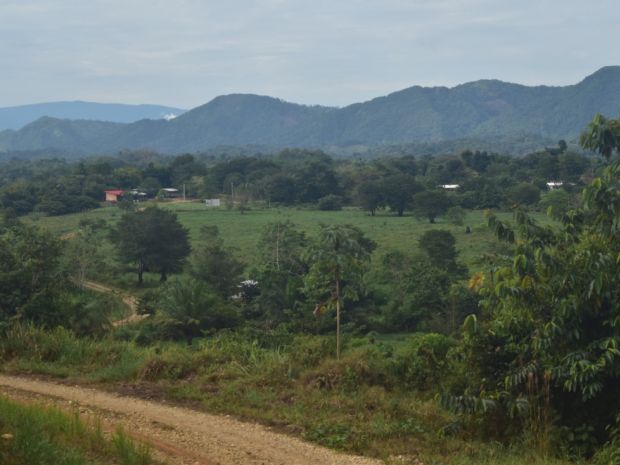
[27,202,549,275]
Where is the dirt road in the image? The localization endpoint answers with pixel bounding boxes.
[0,374,384,465]
[82,280,149,326]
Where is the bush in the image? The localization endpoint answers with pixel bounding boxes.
[392,333,456,390]
[317,195,343,211]
[157,278,240,340]
[302,346,390,391]
[446,206,467,225]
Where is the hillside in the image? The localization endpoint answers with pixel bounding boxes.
[0,101,185,130]
[1,67,619,155]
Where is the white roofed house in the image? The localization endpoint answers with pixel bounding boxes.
[160,187,180,198]
[546,181,563,190]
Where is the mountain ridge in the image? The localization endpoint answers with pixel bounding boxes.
[1,67,619,155]
[0,101,186,131]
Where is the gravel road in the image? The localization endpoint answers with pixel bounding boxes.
[0,374,384,465]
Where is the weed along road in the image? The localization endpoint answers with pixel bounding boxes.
[0,374,383,465]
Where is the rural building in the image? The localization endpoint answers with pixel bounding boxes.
[205,198,221,207]
[161,188,180,198]
[105,190,125,202]
[439,184,460,190]
[546,181,563,190]
[129,189,148,200]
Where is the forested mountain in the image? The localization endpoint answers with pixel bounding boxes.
[1,67,619,155]
[0,101,185,130]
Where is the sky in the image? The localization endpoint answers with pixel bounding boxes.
[1,0,619,109]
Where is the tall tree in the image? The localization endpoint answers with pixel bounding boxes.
[355,179,384,216]
[190,226,244,297]
[382,174,423,216]
[412,190,451,223]
[418,229,465,275]
[447,114,620,451]
[111,207,190,284]
[0,221,66,323]
[304,224,375,359]
[253,221,307,328]
[580,113,620,159]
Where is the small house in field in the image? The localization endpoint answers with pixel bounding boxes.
[161,188,180,198]
[546,181,563,190]
[105,190,125,202]
[205,198,221,207]
[129,189,148,201]
[439,184,460,190]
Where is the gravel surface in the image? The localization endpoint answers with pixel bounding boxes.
[0,374,384,465]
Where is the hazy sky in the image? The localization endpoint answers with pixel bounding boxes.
[2,0,619,109]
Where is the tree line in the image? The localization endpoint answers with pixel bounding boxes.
[0,141,599,219]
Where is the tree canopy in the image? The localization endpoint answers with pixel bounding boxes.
[111,207,190,283]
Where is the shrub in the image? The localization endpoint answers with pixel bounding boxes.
[317,195,343,211]
[392,333,456,390]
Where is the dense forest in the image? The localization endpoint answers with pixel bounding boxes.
[0,139,599,218]
[1,113,620,464]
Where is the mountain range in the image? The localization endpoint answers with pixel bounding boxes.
[1,67,619,156]
[0,101,185,131]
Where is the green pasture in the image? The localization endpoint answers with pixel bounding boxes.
[27,201,551,275]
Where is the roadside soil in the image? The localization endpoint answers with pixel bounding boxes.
[0,374,384,465]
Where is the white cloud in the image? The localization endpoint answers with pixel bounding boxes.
[0,0,618,107]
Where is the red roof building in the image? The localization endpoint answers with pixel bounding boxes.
[105,190,125,202]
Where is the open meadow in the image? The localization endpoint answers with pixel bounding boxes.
[26,201,551,287]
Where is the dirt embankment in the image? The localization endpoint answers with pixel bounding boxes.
[0,374,384,465]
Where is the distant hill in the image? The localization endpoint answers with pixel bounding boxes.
[1,67,619,155]
[0,101,185,130]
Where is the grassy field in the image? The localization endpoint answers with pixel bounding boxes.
[27,201,550,281]
[0,394,156,465]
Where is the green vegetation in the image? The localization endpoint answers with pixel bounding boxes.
[1,67,619,154]
[0,325,571,465]
[1,113,620,464]
[0,394,156,465]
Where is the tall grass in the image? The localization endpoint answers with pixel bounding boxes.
[0,395,157,465]
[0,324,577,464]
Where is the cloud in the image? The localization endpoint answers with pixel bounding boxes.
[0,0,618,107]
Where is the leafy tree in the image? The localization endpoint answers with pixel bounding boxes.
[388,255,450,331]
[355,179,384,216]
[252,221,308,328]
[580,113,620,159]
[538,189,571,218]
[304,224,376,358]
[258,221,306,275]
[158,277,239,340]
[507,182,541,206]
[262,174,297,204]
[412,190,451,223]
[63,225,102,289]
[419,230,455,268]
[0,221,66,324]
[448,116,620,451]
[111,207,190,284]
[293,158,341,203]
[170,154,206,185]
[382,174,423,216]
[190,226,244,297]
[559,152,590,182]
